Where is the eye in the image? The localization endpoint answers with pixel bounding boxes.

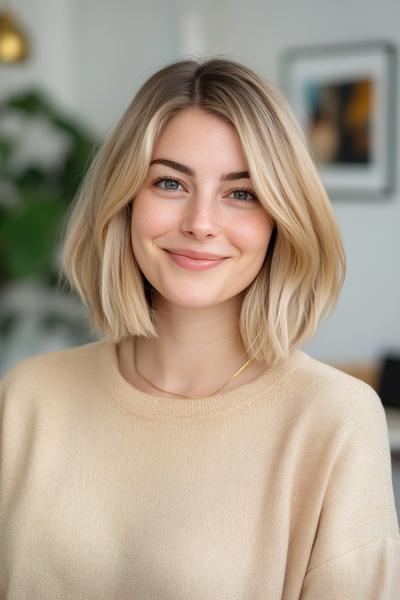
[151,176,184,192]
[151,176,258,204]
[229,188,258,203]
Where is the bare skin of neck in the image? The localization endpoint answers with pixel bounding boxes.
[116,295,268,399]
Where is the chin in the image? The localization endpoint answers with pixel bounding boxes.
[157,288,230,309]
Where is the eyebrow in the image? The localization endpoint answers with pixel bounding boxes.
[149,158,250,182]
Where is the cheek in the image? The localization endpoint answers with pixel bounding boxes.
[131,195,175,240]
[230,213,274,254]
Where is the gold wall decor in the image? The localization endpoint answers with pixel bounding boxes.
[0,8,29,63]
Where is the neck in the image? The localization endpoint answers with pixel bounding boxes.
[137,294,250,395]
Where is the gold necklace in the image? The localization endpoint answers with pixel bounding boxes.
[132,338,253,399]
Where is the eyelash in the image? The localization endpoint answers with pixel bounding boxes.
[151,175,258,203]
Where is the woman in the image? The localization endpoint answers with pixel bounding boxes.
[0,57,399,599]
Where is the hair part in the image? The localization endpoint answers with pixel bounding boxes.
[59,56,346,366]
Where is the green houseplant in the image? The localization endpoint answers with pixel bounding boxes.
[0,88,100,373]
[0,88,100,284]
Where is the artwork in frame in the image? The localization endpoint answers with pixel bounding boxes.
[280,41,396,198]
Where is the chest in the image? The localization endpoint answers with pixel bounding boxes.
[0,410,311,599]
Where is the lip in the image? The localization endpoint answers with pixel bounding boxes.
[163,249,229,271]
[164,248,228,260]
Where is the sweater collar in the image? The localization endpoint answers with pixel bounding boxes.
[97,338,304,418]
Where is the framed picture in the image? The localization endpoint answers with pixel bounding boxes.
[280,41,397,198]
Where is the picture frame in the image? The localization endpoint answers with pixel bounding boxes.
[280,41,397,198]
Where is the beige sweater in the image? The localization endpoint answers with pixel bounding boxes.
[0,338,399,599]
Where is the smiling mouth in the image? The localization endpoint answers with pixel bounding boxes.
[164,249,228,261]
[163,249,229,270]
[166,251,222,261]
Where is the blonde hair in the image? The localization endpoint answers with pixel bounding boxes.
[59,56,346,366]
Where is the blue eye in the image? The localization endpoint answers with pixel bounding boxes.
[152,176,183,191]
[230,189,257,202]
[151,176,258,203]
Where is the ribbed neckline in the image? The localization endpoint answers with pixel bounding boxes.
[96,338,304,418]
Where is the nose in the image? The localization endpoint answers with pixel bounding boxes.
[180,194,220,240]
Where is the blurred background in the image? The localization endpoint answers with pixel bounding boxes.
[1,0,400,515]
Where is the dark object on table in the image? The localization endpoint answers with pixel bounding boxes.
[378,355,400,409]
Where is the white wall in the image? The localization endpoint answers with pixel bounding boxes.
[1,0,399,364]
[70,0,181,135]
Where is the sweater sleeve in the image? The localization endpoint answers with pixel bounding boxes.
[299,535,400,599]
[300,382,400,599]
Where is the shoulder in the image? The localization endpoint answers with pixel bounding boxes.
[291,350,385,425]
[0,339,107,403]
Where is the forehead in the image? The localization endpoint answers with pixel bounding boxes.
[152,108,248,172]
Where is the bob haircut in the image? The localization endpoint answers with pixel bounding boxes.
[59,56,346,367]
